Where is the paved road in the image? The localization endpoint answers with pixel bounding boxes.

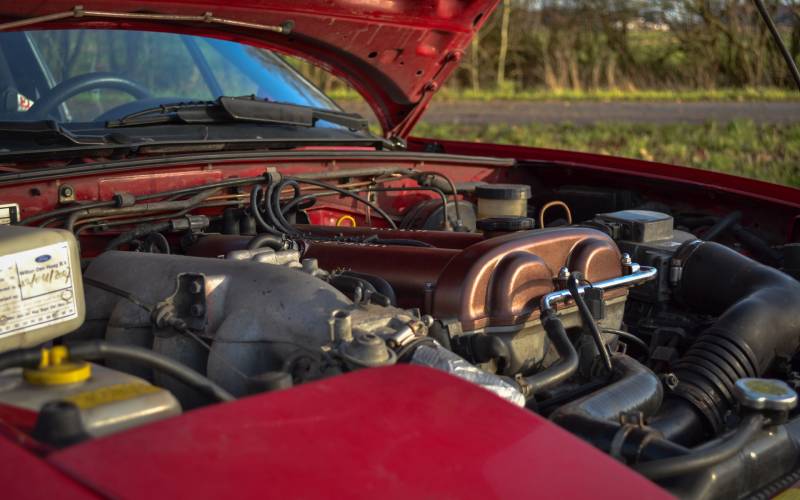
[343,100,800,125]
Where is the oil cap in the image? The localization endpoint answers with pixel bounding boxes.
[475,184,531,200]
[733,378,798,412]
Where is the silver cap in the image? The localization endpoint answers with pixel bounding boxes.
[733,378,798,412]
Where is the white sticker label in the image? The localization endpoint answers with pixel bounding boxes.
[0,242,77,337]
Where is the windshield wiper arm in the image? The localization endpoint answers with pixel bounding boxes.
[106,96,369,131]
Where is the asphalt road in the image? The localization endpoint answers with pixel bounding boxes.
[343,100,800,125]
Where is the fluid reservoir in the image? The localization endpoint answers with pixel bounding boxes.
[476,184,531,219]
[0,355,181,437]
[0,225,85,352]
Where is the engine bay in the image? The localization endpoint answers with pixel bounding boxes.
[1,154,799,498]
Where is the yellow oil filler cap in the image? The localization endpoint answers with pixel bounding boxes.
[23,346,91,385]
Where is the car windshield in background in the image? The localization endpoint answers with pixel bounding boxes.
[0,29,341,126]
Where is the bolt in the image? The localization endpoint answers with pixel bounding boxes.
[661,373,679,390]
[301,258,318,273]
[621,253,632,266]
[331,309,353,342]
[189,304,205,317]
[558,267,571,280]
[59,185,74,199]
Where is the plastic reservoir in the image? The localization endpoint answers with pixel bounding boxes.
[0,225,85,352]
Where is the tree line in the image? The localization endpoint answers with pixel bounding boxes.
[451,0,800,91]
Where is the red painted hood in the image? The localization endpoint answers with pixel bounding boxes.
[7,365,669,499]
[0,0,499,138]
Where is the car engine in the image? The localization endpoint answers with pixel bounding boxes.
[1,165,799,499]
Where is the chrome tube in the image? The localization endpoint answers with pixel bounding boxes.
[540,266,657,312]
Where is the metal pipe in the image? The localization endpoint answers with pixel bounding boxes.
[541,266,657,312]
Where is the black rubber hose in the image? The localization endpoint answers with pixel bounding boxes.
[66,341,234,403]
[634,413,764,480]
[247,233,286,251]
[518,309,579,399]
[249,185,283,236]
[0,348,44,372]
[568,275,612,373]
[551,355,663,423]
[290,178,398,229]
[271,179,303,236]
[652,240,800,441]
[105,221,172,251]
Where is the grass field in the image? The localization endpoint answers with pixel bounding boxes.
[329,87,800,103]
[412,120,800,187]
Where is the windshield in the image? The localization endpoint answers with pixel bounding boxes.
[0,29,341,125]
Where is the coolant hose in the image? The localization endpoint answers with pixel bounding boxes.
[548,355,679,462]
[551,354,663,423]
[634,413,765,480]
[652,240,800,441]
[518,309,579,399]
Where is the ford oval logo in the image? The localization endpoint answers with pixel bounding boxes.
[35,254,51,263]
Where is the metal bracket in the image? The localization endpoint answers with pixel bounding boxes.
[153,273,207,333]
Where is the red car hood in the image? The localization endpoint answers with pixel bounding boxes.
[3,365,671,499]
[0,0,498,138]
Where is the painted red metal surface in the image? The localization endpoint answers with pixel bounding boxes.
[0,434,97,499]
[409,137,800,242]
[44,365,671,499]
[0,0,499,136]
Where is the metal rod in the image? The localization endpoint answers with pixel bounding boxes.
[540,266,658,312]
[752,0,800,92]
[0,5,291,34]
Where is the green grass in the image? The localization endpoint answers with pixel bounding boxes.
[329,87,800,103]
[412,120,800,187]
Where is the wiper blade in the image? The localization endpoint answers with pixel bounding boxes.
[107,96,369,131]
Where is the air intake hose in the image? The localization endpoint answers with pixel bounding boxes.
[655,240,800,440]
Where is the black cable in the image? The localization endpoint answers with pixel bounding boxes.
[104,221,172,251]
[415,171,463,229]
[20,176,265,227]
[249,184,283,236]
[634,413,764,480]
[289,178,398,229]
[601,328,650,354]
[83,277,153,312]
[752,0,800,92]
[271,179,303,236]
[568,274,613,373]
[84,277,248,384]
[67,341,234,403]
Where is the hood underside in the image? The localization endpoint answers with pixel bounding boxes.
[0,0,499,138]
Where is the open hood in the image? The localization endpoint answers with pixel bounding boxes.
[0,1,499,139]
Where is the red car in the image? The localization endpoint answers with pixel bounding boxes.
[0,2,798,499]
